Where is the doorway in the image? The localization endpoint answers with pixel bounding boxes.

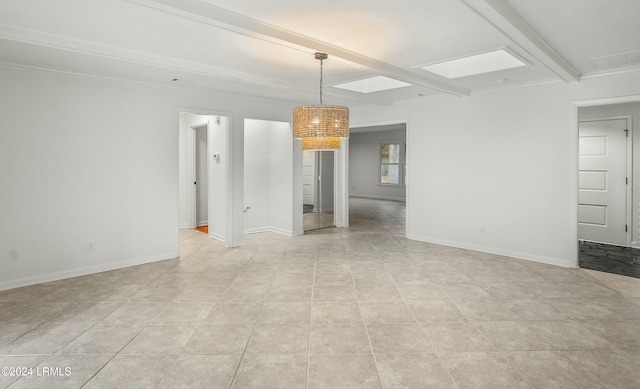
[178,112,230,243]
[194,124,208,232]
[577,101,639,277]
[303,150,335,231]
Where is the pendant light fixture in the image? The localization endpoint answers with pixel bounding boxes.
[293,52,349,150]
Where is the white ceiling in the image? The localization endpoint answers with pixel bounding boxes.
[0,0,638,107]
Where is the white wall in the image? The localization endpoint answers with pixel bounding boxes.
[349,71,640,268]
[350,129,407,201]
[0,66,294,290]
[579,102,640,246]
[244,119,296,235]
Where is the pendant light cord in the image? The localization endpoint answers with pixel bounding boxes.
[319,57,324,105]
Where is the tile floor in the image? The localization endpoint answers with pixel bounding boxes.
[579,240,640,279]
[1,198,640,388]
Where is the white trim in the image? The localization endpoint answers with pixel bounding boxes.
[572,94,640,267]
[244,226,295,236]
[407,234,574,268]
[578,114,633,247]
[0,252,179,292]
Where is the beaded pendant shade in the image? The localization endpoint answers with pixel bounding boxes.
[293,52,349,151]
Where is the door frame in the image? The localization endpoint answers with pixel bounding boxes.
[190,122,209,229]
[179,109,233,245]
[578,115,633,247]
[572,95,640,267]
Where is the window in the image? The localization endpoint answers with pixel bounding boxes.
[379,141,406,186]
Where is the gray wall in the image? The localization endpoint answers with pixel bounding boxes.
[349,129,406,201]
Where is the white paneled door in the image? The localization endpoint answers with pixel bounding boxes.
[578,118,628,246]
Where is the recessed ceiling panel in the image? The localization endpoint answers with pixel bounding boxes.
[333,76,412,93]
[420,49,526,79]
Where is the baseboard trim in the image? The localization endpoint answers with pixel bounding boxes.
[196,221,208,227]
[350,194,406,202]
[245,226,294,236]
[406,233,575,268]
[0,251,180,292]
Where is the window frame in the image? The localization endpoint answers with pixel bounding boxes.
[378,141,406,187]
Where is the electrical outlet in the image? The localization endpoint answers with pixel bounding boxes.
[86,242,95,252]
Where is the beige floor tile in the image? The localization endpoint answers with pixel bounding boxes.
[352,272,394,285]
[204,303,263,325]
[356,284,404,302]
[579,319,640,349]
[375,353,456,389]
[272,273,314,286]
[258,302,310,324]
[157,354,241,389]
[44,303,120,326]
[475,321,553,351]
[120,325,196,355]
[57,325,144,354]
[151,302,214,325]
[0,356,49,388]
[278,261,316,273]
[422,323,496,352]
[361,302,415,324]
[528,320,611,350]
[504,351,602,389]
[311,302,363,323]
[100,303,168,324]
[83,354,176,389]
[543,298,617,320]
[172,285,229,302]
[409,301,468,323]
[308,354,380,389]
[0,325,89,355]
[246,324,309,354]
[267,285,312,302]
[184,325,253,354]
[565,349,640,388]
[367,324,433,353]
[440,352,530,389]
[129,286,182,302]
[505,300,571,321]
[232,354,307,389]
[315,261,351,273]
[0,303,72,325]
[9,354,112,389]
[477,283,537,300]
[454,300,521,322]
[313,286,359,302]
[0,325,37,347]
[439,284,492,300]
[310,323,371,354]
[314,273,354,286]
[396,285,448,301]
[231,272,276,286]
[221,285,270,302]
[389,272,432,285]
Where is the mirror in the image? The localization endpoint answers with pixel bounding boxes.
[303,150,335,231]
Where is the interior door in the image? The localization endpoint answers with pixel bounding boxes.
[578,118,628,245]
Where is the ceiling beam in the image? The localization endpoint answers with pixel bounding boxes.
[128,0,469,97]
[461,0,580,82]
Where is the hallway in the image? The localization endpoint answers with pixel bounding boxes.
[0,199,639,388]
